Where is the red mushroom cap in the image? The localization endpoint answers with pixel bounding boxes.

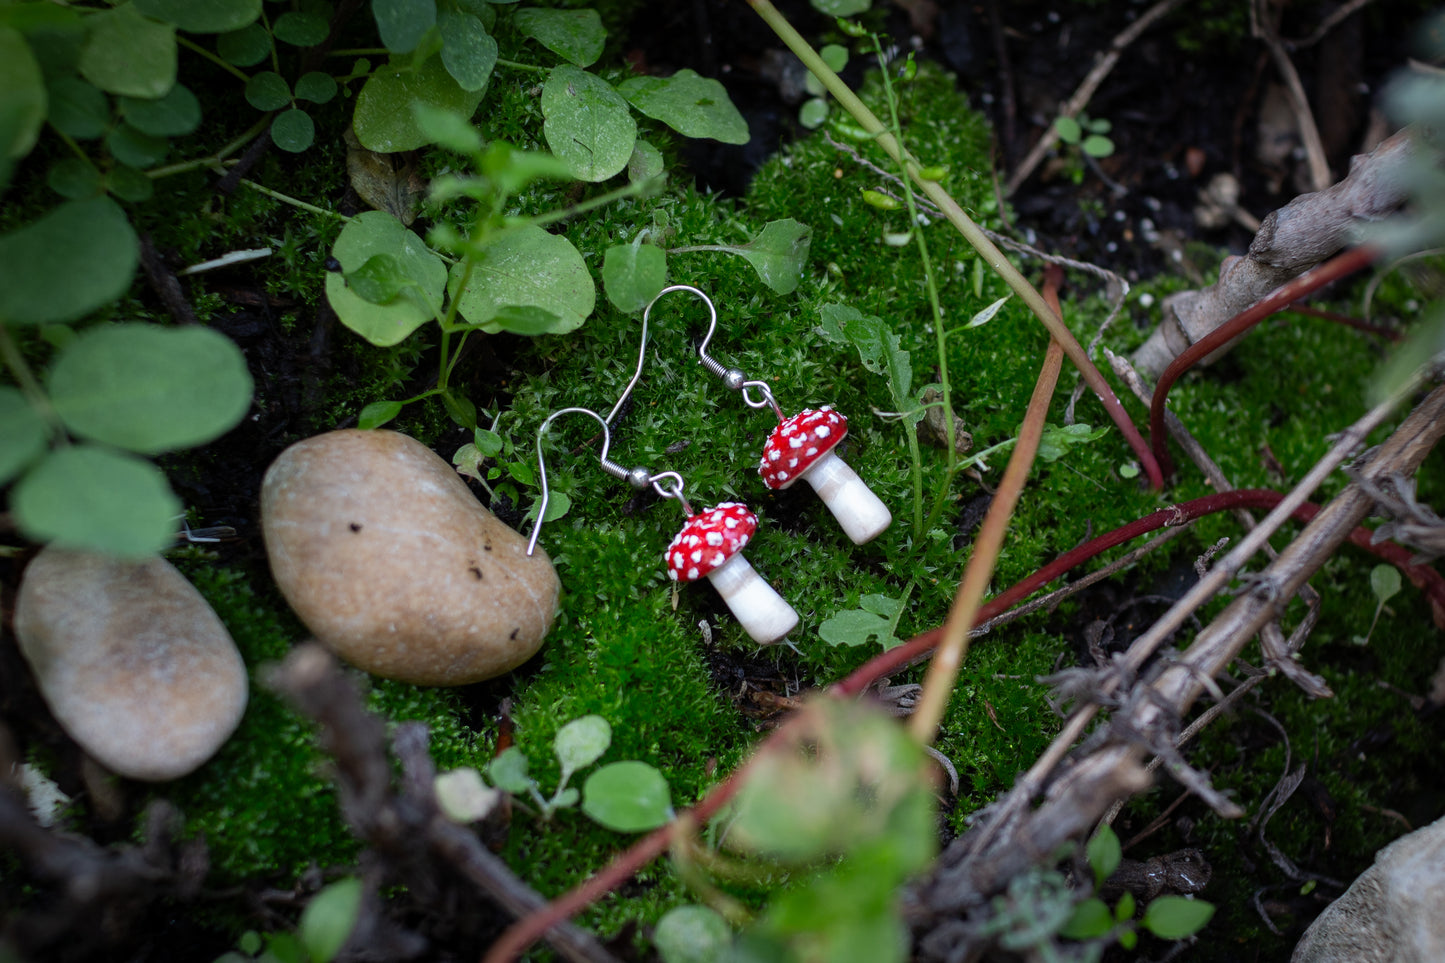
[759,407,848,490]
[665,503,758,582]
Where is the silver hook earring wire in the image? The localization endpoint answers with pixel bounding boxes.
[616,284,784,422]
[527,406,690,556]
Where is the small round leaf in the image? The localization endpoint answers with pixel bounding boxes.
[798,97,828,129]
[540,65,635,182]
[581,761,672,833]
[1370,563,1402,604]
[1082,133,1115,158]
[133,0,262,33]
[106,163,155,202]
[512,8,604,67]
[438,9,496,92]
[217,24,271,66]
[293,71,337,104]
[48,323,253,454]
[373,0,435,54]
[79,5,177,99]
[45,75,111,140]
[47,158,103,198]
[616,69,750,145]
[325,210,446,346]
[602,241,666,313]
[120,82,200,136]
[271,108,315,152]
[0,388,48,484]
[105,122,168,168]
[245,71,291,111]
[0,196,138,325]
[654,906,731,963]
[1140,895,1215,939]
[12,445,180,557]
[272,11,329,47]
[554,715,611,774]
[357,399,403,430]
[487,746,532,794]
[0,26,48,159]
[448,224,594,335]
[353,54,483,153]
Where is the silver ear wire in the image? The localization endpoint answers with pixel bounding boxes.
[622,285,783,421]
[528,406,689,555]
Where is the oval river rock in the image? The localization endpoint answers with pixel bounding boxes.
[15,547,248,782]
[261,429,560,686]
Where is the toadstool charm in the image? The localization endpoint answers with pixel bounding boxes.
[759,407,892,545]
[665,503,798,645]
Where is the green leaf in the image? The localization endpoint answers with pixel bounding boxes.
[1116,890,1137,921]
[46,75,110,139]
[473,428,504,458]
[0,388,48,484]
[811,0,871,14]
[106,164,153,202]
[616,69,749,145]
[512,8,604,67]
[964,294,1010,329]
[1036,422,1107,462]
[119,83,200,136]
[602,241,666,313]
[298,878,362,963]
[0,27,46,160]
[581,760,672,832]
[654,905,731,963]
[325,210,446,346]
[487,746,533,794]
[449,224,594,335]
[489,305,564,335]
[133,0,261,33]
[716,218,811,294]
[818,608,891,648]
[372,0,436,54]
[476,141,573,196]
[1141,896,1215,939]
[272,11,329,47]
[413,102,483,154]
[48,323,253,455]
[1087,824,1122,888]
[345,253,409,303]
[1370,563,1402,604]
[0,197,138,325]
[554,715,611,775]
[271,108,315,152]
[12,445,180,557]
[79,4,177,99]
[798,97,828,129]
[1058,897,1112,940]
[437,8,496,92]
[358,399,403,430]
[353,54,484,152]
[245,71,291,111]
[440,389,476,429]
[105,123,168,168]
[47,157,102,199]
[1053,115,1082,144]
[815,303,912,412]
[217,24,271,66]
[628,139,664,185]
[1082,133,1115,158]
[293,71,337,104]
[540,65,635,182]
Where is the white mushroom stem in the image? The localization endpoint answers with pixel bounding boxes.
[703,553,799,644]
[796,451,893,545]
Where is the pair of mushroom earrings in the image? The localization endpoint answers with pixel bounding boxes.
[526,285,892,645]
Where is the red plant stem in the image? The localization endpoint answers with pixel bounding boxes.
[1287,301,1403,342]
[482,486,1444,962]
[1148,245,1380,480]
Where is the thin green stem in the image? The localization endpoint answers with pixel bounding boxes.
[176,35,251,83]
[746,0,1164,491]
[496,58,548,74]
[529,179,654,229]
[329,47,389,56]
[234,178,350,220]
[0,325,65,441]
[147,117,272,179]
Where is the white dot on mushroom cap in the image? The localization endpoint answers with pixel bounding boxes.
[769,450,781,461]
[686,567,699,579]
[669,569,680,581]
[706,531,723,546]
[712,552,725,565]
[816,426,831,438]
[691,549,703,563]
[806,446,818,456]
[777,471,789,481]
[739,533,750,546]
[788,457,798,468]
[724,517,738,528]
[789,437,805,449]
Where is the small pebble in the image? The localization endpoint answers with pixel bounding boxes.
[260,429,559,686]
[14,548,248,781]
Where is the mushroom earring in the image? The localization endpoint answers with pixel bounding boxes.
[527,407,799,645]
[636,285,893,545]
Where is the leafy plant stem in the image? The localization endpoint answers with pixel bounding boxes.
[528,178,656,230]
[147,117,273,179]
[746,0,1164,491]
[907,269,1066,744]
[0,325,63,440]
[870,33,956,535]
[176,34,251,84]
